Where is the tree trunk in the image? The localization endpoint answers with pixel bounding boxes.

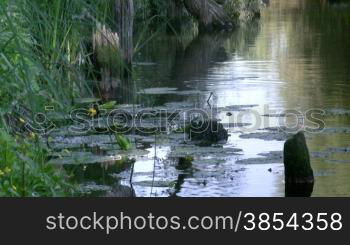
[115,0,134,65]
[166,0,188,31]
[114,0,135,104]
[168,0,185,19]
[183,0,232,30]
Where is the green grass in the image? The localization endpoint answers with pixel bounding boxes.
[0,0,116,197]
[0,130,77,197]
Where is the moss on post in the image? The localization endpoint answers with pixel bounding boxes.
[176,156,194,170]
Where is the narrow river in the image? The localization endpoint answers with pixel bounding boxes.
[51,0,350,197]
[126,0,350,197]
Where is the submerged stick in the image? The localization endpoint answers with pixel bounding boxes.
[150,134,157,197]
[207,92,214,107]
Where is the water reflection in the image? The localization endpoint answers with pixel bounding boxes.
[171,174,187,197]
[171,32,230,81]
[64,158,136,197]
[98,0,350,197]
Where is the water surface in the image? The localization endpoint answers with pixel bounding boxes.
[124,0,350,197]
[52,0,350,197]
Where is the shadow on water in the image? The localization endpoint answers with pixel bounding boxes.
[171,157,195,197]
[171,174,187,197]
[171,32,231,82]
[133,19,261,107]
[64,158,136,197]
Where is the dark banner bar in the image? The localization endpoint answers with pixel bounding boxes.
[0,198,348,244]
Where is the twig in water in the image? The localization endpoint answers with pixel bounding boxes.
[207,92,214,108]
[150,134,157,197]
[130,92,136,186]
[129,160,134,184]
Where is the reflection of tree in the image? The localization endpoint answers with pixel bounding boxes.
[64,159,136,197]
[96,61,136,105]
[305,0,350,82]
[171,19,260,83]
[250,0,350,196]
[64,159,134,185]
[132,18,260,108]
[171,174,187,197]
[262,0,350,109]
[171,32,230,82]
[224,19,261,56]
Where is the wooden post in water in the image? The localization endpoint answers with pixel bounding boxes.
[283,131,314,197]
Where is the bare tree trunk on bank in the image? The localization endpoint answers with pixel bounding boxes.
[93,0,135,102]
[183,0,232,30]
[166,0,188,32]
[115,0,135,104]
[115,0,134,67]
[168,0,186,19]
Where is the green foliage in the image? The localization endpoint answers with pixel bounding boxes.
[224,0,261,22]
[0,130,77,197]
[0,0,114,197]
[224,0,242,21]
[0,0,117,113]
[99,101,118,110]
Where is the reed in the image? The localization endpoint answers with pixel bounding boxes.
[0,0,114,197]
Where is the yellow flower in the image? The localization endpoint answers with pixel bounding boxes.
[19,118,25,124]
[88,108,97,117]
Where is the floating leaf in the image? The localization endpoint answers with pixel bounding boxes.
[74,98,101,105]
[115,134,131,151]
[99,101,117,110]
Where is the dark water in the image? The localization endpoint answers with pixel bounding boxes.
[122,0,350,197]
